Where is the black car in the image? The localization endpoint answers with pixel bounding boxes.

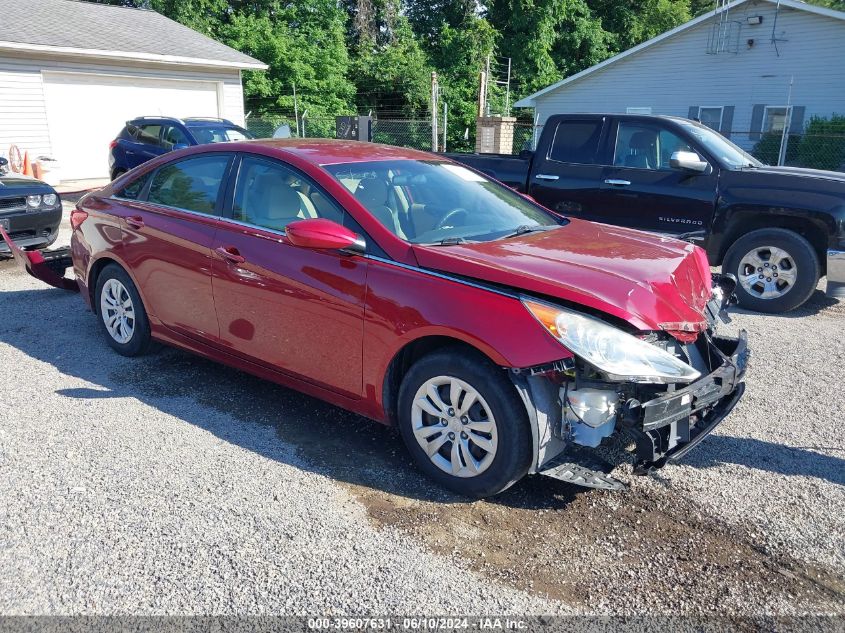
[0,157,63,255]
[448,114,845,313]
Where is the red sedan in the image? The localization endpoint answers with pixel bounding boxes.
[5,139,748,497]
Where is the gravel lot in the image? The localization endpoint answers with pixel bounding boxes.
[0,204,843,618]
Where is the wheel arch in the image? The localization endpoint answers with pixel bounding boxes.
[87,255,149,316]
[381,335,509,427]
[717,211,829,274]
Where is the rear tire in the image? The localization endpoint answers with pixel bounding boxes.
[397,347,532,498]
[95,263,153,356]
[723,228,819,313]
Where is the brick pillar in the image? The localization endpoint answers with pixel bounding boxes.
[475,116,517,154]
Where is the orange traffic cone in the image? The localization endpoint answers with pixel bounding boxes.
[22,151,33,177]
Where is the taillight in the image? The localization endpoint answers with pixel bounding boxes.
[109,139,118,150]
[70,207,88,230]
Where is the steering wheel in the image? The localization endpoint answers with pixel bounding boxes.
[435,207,469,230]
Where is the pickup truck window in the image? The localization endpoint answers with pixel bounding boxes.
[326,159,564,245]
[549,120,603,164]
[613,123,696,170]
[677,120,760,168]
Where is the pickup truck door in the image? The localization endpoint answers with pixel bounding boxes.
[527,117,608,217]
[593,118,717,235]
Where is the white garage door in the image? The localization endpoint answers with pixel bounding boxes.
[42,72,220,180]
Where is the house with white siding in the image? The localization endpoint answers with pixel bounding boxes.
[0,0,266,181]
[514,0,845,149]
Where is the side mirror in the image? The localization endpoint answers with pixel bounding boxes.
[518,149,534,160]
[670,150,708,173]
[285,218,365,253]
[173,143,189,151]
[0,156,7,175]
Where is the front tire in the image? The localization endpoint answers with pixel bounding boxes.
[397,348,532,498]
[723,228,820,313]
[95,263,153,356]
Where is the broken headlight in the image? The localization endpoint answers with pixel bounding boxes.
[522,298,701,384]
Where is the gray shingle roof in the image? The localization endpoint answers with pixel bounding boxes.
[0,0,266,69]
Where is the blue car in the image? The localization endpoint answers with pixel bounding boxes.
[108,116,254,180]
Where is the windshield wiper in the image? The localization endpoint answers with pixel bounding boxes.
[500,224,558,239]
[424,236,472,246]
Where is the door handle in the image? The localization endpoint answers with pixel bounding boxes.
[215,246,245,264]
[535,174,560,181]
[125,215,145,229]
[604,179,632,186]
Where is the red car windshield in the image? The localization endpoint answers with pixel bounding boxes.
[324,159,564,244]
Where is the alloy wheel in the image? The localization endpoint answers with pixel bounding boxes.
[410,375,498,478]
[737,245,798,300]
[100,278,136,344]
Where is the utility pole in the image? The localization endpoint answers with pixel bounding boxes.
[484,54,491,116]
[292,82,299,137]
[777,74,794,166]
[477,70,487,118]
[442,101,448,152]
[504,57,512,116]
[431,72,439,152]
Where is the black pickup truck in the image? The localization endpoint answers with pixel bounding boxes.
[447,113,845,313]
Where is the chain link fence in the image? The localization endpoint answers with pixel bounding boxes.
[244,114,432,151]
[244,115,845,172]
[731,131,845,171]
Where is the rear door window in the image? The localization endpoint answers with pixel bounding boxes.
[548,120,604,164]
[137,124,163,146]
[147,155,230,215]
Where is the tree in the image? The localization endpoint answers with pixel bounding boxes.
[487,0,612,97]
[221,1,356,119]
[589,0,691,53]
[340,0,432,116]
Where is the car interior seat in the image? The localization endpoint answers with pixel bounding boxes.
[243,173,305,231]
[624,131,657,169]
[353,178,407,239]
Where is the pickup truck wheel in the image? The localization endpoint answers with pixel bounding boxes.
[724,228,820,313]
[397,348,532,499]
[95,264,153,356]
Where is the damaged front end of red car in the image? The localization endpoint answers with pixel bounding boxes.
[0,225,78,292]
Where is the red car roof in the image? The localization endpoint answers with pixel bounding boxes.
[235,138,438,166]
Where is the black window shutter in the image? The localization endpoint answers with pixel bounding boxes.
[750,104,766,140]
[790,106,806,134]
[720,106,735,138]
[688,106,700,121]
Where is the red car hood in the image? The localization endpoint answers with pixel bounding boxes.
[412,219,713,342]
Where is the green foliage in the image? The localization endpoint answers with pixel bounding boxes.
[83,0,845,163]
[751,132,800,166]
[222,1,355,117]
[590,0,692,52]
[349,2,432,116]
[797,115,845,171]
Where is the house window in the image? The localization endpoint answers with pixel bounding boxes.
[697,107,723,131]
[626,107,652,114]
[764,106,789,132]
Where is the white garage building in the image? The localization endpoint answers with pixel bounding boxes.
[0,0,266,181]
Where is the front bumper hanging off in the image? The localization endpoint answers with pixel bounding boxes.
[0,225,78,291]
[633,330,749,471]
